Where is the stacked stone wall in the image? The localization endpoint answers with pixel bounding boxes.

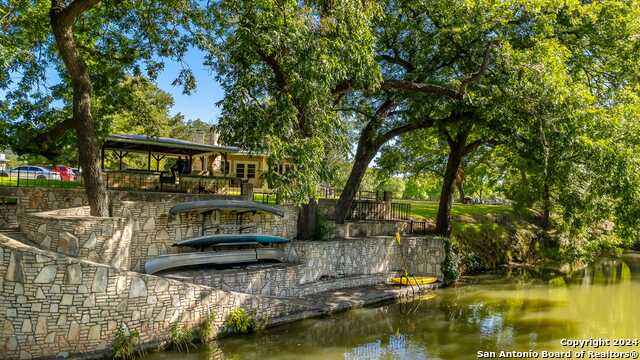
[20,208,133,269]
[287,237,443,282]
[172,237,444,296]
[19,201,298,274]
[0,203,18,229]
[0,187,245,218]
[111,201,298,272]
[0,234,308,360]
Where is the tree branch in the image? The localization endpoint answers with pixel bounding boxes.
[332,80,352,96]
[381,79,463,100]
[252,45,289,91]
[459,41,495,93]
[439,126,454,147]
[379,54,414,72]
[378,116,435,145]
[35,117,75,147]
[463,139,484,155]
[332,79,352,104]
[54,0,101,25]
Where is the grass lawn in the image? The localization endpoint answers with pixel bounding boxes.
[253,192,278,204]
[399,199,513,220]
[0,177,82,189]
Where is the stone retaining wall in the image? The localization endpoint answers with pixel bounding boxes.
[288,237,443,281]
[166,237,444,297]
[19,207,134,269]
[20,200,298,273]
[0,234,308,360]
[112,201,298,272]
[0,203,18,229]
[0,187,245,218]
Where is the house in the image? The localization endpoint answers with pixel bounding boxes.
[188,128,292,189]
[101,127,291,191]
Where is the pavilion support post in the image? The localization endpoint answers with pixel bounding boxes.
[151,154,166,172]
[223,152,228,177]
[118,151,123,170]
[188,155,193,174]
[147,151,151,171]
[100,147,105,170]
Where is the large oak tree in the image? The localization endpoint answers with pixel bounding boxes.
[207,0,586,224]
[1,0,207,215]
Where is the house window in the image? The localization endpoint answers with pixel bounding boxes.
[236,163,245,178]
[235,162,257,179]
[222,160,230,174]
[247,164,256,179]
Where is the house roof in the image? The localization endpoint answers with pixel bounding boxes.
[103,134,242,156]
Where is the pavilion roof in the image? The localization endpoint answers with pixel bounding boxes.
[103,134,242,156]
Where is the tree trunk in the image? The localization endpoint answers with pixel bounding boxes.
[334,139,377,224]
[51,1,109,216]
[456,167,465,203]
[542,182,551,230]
[435,131,469,236]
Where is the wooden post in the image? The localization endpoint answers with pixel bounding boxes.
[240,180,253,200]
[100,146,105,170]
[147,150,151,171]
[223,152,228,176]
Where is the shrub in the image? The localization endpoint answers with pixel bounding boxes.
[441,237,461,285]
[198,311,217,343]
[168,322,195,352]
[312,213,334,241]
[224,308,256,335]
[112,325,142,360]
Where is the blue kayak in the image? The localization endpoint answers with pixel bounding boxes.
[174,233,289,248]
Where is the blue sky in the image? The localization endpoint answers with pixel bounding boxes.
[156,48,224,125]
[2,47,224,125]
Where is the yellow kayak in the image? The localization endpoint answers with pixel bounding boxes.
[390,276,438,285]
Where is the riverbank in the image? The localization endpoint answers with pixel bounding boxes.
[0,197,445,360]
[144,253,639,360]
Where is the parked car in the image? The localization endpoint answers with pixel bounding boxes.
[4,166,61,181]
[51,165,76,181]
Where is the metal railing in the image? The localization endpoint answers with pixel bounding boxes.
[103,170,242,194]
[407,220,429,235]
[344,200,411,221]
[0,169,81,189]
[319,187,387,201]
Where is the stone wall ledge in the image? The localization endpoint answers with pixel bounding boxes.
[19,208,133,269]
[0,233,311,360]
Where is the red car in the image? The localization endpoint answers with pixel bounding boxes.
[51,165,76,181]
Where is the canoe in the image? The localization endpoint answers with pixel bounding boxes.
[144,248,285,274]
[169,199,285,217]
[390,276,438,286]
[174,234,289,248]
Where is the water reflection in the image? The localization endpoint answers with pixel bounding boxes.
[144,253,640,360]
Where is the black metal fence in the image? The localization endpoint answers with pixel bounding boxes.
[0,168,246,195]
[0,169,82,189]
[407,220,429,234]
[344,200,411,221]
[103,171,241,194]
[319,187,387,201]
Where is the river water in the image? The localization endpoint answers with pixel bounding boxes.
[145,252,640,360]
